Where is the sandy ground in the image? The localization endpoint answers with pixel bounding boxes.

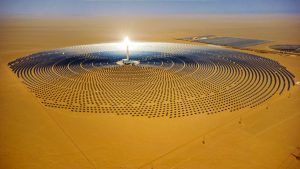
[0,15,300,169]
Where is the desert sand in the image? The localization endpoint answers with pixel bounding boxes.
[0,15,300,169]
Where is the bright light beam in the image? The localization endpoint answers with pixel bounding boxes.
[124,36,130,60]
[124,36,130,46]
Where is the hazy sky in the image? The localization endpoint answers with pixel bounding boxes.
[1,0,300,16]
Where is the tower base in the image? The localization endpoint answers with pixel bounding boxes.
[116,59,140,66]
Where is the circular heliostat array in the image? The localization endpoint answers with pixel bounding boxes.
[8,42,295,118]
